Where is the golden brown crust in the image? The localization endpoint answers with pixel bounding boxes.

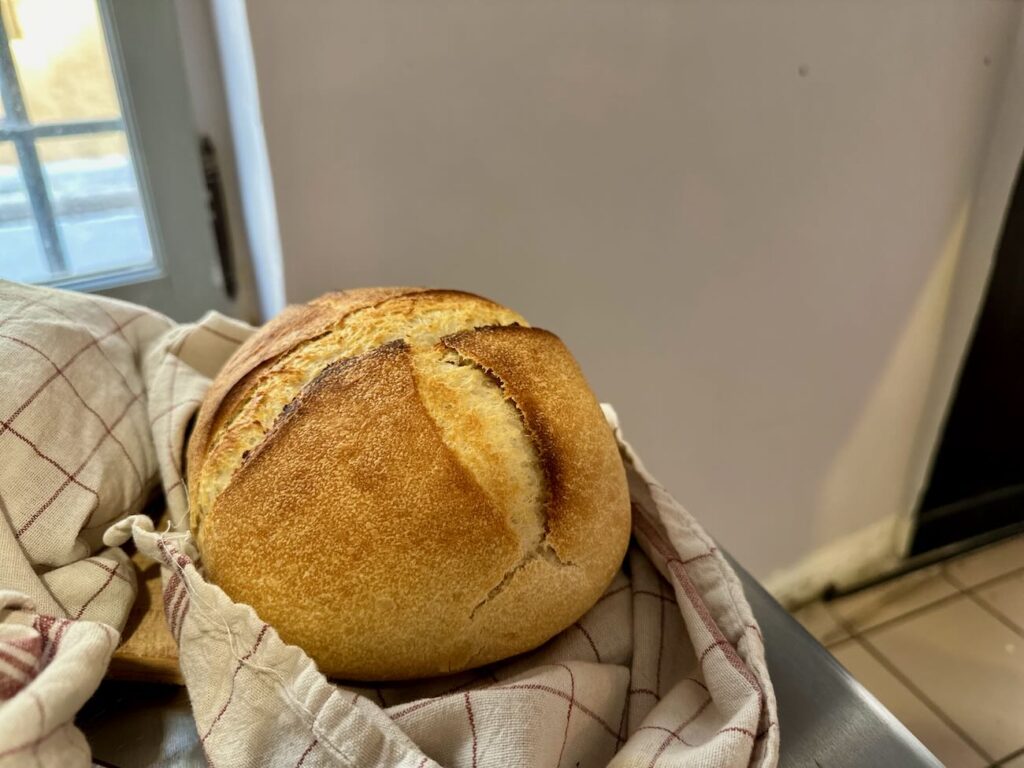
[442,325,631,577]
[188,289,631,680]
[200,341,524,679]
[186,287,425,503]
[188,289,527,534]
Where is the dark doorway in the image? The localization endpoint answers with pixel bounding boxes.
[912,154,1024,555]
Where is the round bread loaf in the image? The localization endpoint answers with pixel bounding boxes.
[187,288,631,680]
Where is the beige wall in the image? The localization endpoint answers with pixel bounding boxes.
[242,0,1024,579]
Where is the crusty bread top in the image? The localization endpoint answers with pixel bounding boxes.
[188,288,526,536]
[187,288,419,511]
[186,288,631,679]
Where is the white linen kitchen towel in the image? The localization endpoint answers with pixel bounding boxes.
[0,280,778,768]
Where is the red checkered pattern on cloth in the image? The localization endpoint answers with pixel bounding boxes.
[2,281,778,767]
[0,281,248,767]
[0,591,118,763]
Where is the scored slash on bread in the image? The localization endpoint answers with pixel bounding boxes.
[186,288,630,681]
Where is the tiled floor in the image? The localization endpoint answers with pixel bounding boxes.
[792,533,1024,768]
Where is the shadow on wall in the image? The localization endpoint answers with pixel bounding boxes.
[819,204,968,546]
[767,203,970,604]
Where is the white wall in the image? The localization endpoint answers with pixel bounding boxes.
[241,0,1024,581]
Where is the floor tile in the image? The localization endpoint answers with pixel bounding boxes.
[944,535,1024,588]
[869,595,1024,759]
[976,570,1024,634]
[792,601,849,645]
[830,640,986,768]
[828,564,957,634]
[1000,750,1024,767]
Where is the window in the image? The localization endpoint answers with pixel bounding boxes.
[0,0,157,289]
[0,0,235,322]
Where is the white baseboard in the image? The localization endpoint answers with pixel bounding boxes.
[763,516,906,608]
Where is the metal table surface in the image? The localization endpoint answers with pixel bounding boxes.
[724,554,941,767]
[78,558,942,767]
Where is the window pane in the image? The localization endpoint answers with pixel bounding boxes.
[5,0,120,124]
[36,131,154,278]
[0,141,50,282]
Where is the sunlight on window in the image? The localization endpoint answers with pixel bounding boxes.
[0,0,155,286]
[6,0,120,126]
